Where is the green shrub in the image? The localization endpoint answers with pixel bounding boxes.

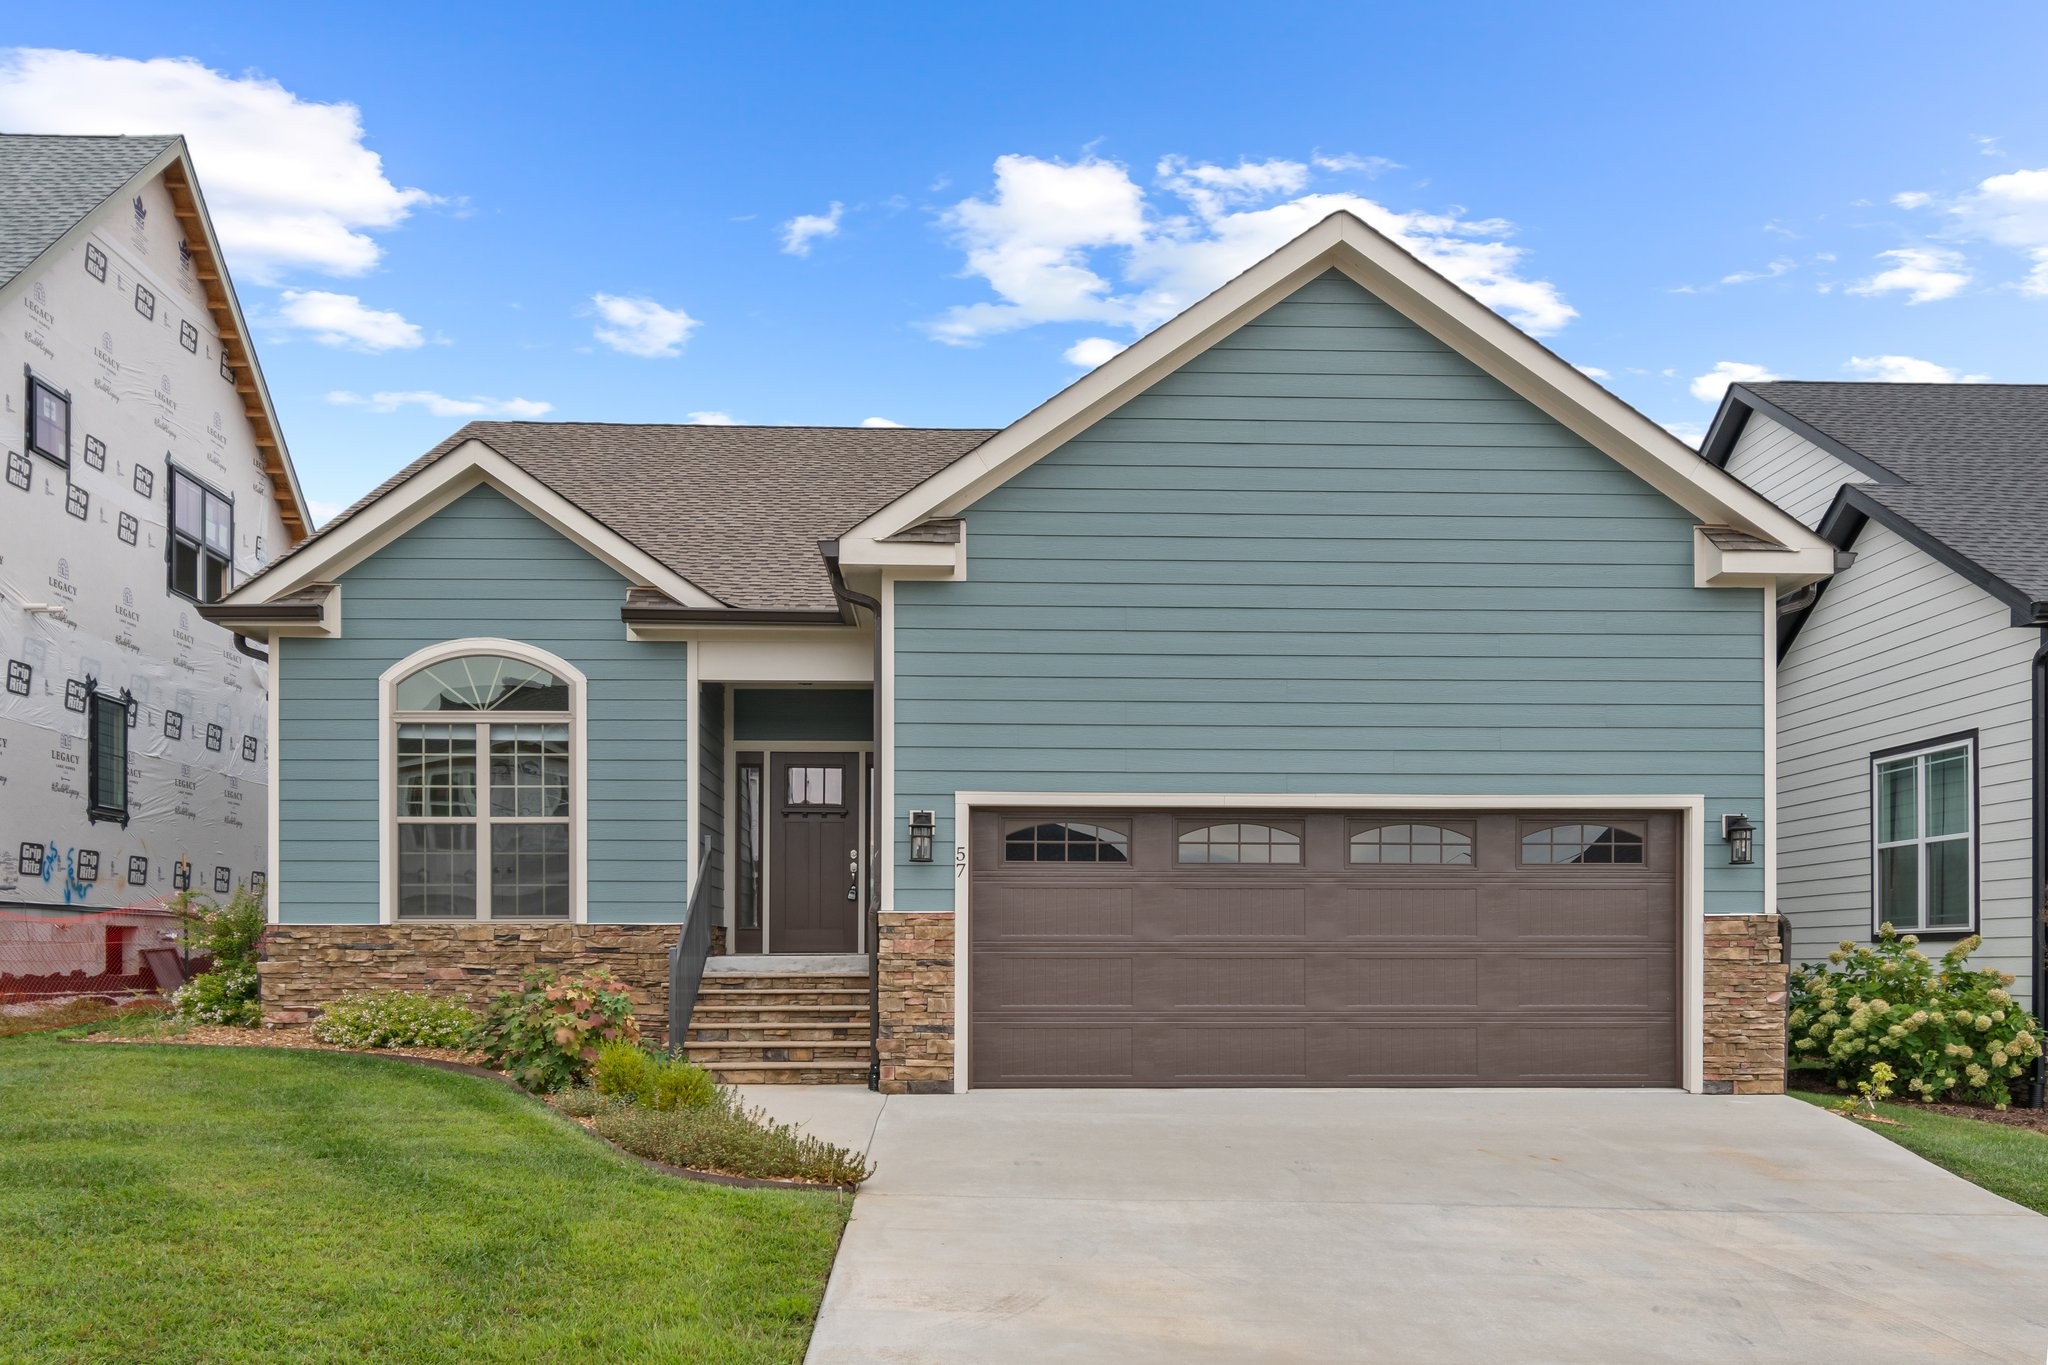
[1789,926,2045,1108]
[311,991,476,1049]
[171,965,261,1027]
[593,1042,719,1111]
[591,1090,872,1185]
[469,967,639,1092]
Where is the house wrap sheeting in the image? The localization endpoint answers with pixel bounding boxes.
[2,169,284,910]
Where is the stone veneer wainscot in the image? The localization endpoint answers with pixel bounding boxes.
[876,912,954,1094]
[1701,914,1789,1094]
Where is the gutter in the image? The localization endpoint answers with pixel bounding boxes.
[820,538,887,1093]
[620,603,847,628]
[2034,632,2047,1108]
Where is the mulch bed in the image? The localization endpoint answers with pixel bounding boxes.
[87,1022,481,1066]
[1791,1076,2048,1135]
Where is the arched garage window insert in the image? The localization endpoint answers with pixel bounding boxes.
[387,645,583,921]
[1520,823,1644,865]
[1177,821,1302,865]
[1004,820,1130,864]
[1350,822,1472,865]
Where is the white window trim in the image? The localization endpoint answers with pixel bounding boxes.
[946,791,1710,1095]
[378,638,589,925]
[1869,735,1978,937]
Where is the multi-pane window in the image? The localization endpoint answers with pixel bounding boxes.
[393,654,573,921]
[168,467,233,602]
[1521,823,1644,865]
[784,764,844,807]
[1177,821,1302,865]
[1350,822,1473,865]
[86,681,130,826]
[1004,820,1130,864]
[1874,739,1973,932]
[27,376,68,464]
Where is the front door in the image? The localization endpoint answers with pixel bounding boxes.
[770,752,860,953]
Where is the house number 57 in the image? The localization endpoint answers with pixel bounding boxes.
[955,845,967,879]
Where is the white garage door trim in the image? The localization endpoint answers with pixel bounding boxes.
[950,791,1709,1095]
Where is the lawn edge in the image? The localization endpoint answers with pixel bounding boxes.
[61,1039,859,1194]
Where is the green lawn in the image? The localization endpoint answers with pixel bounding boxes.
[0,1031,849,1363]
[1791,1089,2048,1216]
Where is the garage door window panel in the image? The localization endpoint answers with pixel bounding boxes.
[1003,819,1130,864]
[1520,823,1645,866]
[1349,821,1474,865]
[1177,821,1302,865]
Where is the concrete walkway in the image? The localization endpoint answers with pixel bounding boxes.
[745,1086,2048,1363]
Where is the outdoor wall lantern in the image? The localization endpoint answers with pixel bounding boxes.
[1722,813,1756,866]
[908,809,936,863]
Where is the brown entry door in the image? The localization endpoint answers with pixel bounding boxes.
[770,753,860,953]
[970,809,1681,1088]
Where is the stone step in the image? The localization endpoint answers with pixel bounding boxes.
[687,1023,868,1043]
[690,1002,873,1015]
[697,974,870,991]
[703,1060,871,1086]
[684,1036,871,1055]
[692,990,870,1008]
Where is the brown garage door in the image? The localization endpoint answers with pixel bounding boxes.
[969,809,1680,1088]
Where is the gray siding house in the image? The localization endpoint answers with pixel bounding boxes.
[212,212,1834,1094]
[1707,382,2048,1018]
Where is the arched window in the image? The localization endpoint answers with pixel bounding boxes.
[1176,821,1302,865]
[385,642,582,921]
[1350,822,1473,865]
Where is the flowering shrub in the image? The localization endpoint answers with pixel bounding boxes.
[1788,925,2043,1108]
[469,967,639,1092]
[172,965,261,1026]
[311,991,476,1049]
[170,888,267,1027]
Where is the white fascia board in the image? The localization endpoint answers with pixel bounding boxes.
[834,533,964,580]
[1693,529,1835,590]
[844,211,1833,572]
[219,440,724,609]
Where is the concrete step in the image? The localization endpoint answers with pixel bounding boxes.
[698,973,870,991]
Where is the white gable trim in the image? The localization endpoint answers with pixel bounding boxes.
[840,211,1835,585]
[219,439,725,609]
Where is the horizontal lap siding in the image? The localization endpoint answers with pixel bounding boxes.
[277,486,689,925]
[1723,413,1871,530]
[1777,521,2035,1007]
[893,272,1765,914]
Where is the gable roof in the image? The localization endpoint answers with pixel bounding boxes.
[837,209,1835,585]
[1708,381,2048,615]
[0,132,309,543]
[0,134,174,289]
[249,422,998,612]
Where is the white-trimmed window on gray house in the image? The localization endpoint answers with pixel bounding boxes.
[1872,735,1976,934]
[392,652,576,920]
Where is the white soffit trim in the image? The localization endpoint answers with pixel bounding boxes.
[218,440,725,609]
[843,211,1832,562]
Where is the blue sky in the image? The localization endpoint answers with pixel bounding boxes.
[6,4,2046,519]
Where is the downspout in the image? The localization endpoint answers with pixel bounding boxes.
[2027,633,2047,1105]
[232,633,269,663]
[820,540,885,1093]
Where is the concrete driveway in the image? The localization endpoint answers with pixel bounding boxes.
[747,1087,2048,1363]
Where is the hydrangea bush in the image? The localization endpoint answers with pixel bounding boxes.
[171,964,261,1026]
[311,991,476,1049]
[169,888,268,1027]
[1788,925,2043,1108]
[469,967,639,1092]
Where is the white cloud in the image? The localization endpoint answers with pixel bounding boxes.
[859,416,904,427]
[780,202,844,256]
[0,48,431,282]
[1718,259,1795,286]
[1689,361,1779,404]
[1892,191,1933,210]
[1662,420,1706,447]
[685,410,738,425]
[1063,336,1128,368]
[926,152,1576,346]
[327,390,551,418]
[1573,364,1610,379]
[306,498,346,526]
[1311,152,1401,176]
[590,293,699,358]
[1847,246,1971,304]
[1844,354,1990,383]
[276,289,422,351]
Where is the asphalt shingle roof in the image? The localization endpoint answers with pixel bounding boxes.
[270,422,997,611]
[1744,381,2048,604]
[0,134,175,290]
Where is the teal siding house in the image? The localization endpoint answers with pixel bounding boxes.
[211,212,1835,1095]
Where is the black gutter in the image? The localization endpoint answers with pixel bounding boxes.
[231,633,269,663]
[620,604,847,628]
[820,538,886,1094]
[197,602,324,628]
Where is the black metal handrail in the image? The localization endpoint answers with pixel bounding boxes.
[667,835,717,1053]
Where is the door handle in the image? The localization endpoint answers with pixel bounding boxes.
[847,849,860,901]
